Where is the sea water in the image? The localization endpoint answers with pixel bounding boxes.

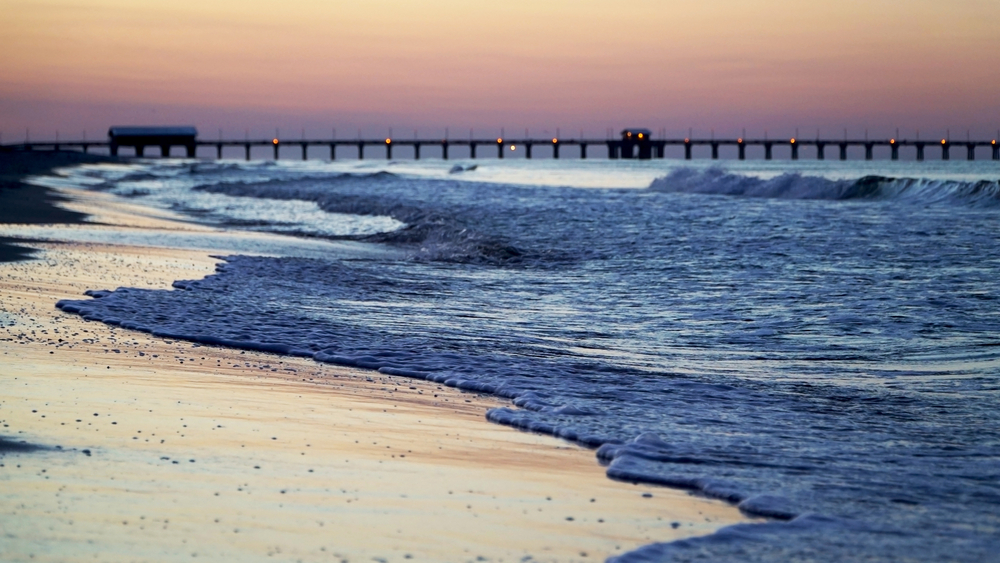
[36,157,1000,561]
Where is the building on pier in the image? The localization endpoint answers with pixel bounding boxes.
[616,128,654,159]
[108,126,198,157]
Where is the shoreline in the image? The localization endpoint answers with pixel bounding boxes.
[0,152,755,562]
[0,150,114,262]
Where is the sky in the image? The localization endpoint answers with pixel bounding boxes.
[2,0,999,143]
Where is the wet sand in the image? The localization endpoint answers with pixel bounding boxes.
[0,155,755,562]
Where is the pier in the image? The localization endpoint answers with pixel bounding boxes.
[4,128,999,161]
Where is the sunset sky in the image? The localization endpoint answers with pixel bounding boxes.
[2,0,998,142]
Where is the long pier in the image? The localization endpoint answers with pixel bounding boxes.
[5,136,999,161]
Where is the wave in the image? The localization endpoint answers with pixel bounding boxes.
[192,173,533,265]
[649,168,1000,206]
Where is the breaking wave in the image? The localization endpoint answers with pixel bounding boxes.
[649,167,1000,206]
[192,173,538,266]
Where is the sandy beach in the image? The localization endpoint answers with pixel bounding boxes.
[0,153,754,562]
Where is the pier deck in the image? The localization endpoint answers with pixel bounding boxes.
[5,136,999,161]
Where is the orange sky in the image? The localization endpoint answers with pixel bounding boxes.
[2,0,998,141]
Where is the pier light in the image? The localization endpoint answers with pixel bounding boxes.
[637,133,644,139]
[552,138,558,144]
[993,140,997,145]
[510,145,516,151]
[737,138,743,143]
[890,139,896,144]
[385,138,391,144]
[497,138,503,144]
[790,138,796,144]
[684,138,690,143]
[272,138,279,145]
[626,132,632,137]
[941,139,947,144]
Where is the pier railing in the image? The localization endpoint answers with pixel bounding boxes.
[4,136,999,161]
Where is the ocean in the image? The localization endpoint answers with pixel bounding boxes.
[33,157,1000,561]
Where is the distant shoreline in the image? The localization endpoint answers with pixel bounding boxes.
[0,149,115,261]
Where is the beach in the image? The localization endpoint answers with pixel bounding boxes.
[0,152,753,562]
